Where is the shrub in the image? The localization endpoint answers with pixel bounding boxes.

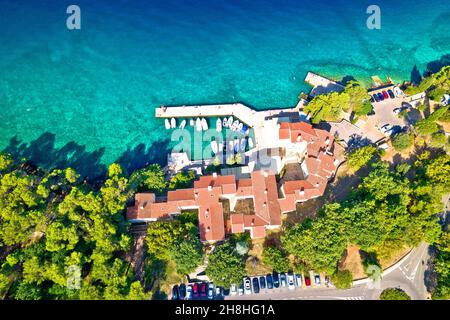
[347,145,377,171]
[330,269,353,289]
[430,133,447,148]
[392,132,414,151]
[262,246,290,272]
[380,288,411,300]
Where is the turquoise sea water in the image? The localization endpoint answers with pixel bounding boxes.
[0,0,449,177]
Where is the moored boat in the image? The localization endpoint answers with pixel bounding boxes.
[216,118,222,132]
[201,118,208,130]
[179,119,186,129]
[165,119,171,130]
[237,123,243,132]
[248,137,254,148]
[170,118,176,129]
[211,140,218,154]
[190,118,195,126]
[231,120,239,131]
[240,138,246,152]
[223,117,228,128]
[233,138,239,152]
[227,116,233,127]
[195,118,202,131]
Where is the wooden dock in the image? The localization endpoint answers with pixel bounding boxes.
[304,72,345,97]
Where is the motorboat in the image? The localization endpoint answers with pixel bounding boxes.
[195,118,202,131]
[170,118,176,129]
[179,119,186,129]
[248,137,254,148]
[165,119,171,130]
[190,118,195,126]
[228,139,234,151]
[201,118,208,130]
[237,123,243,132]
[227,116,233,127]
[240,138,246,152]
[233,138,239,152]
[231,120,239,131]
[216,118,222,132]
[211,140,218,154]
[223,117,229,128]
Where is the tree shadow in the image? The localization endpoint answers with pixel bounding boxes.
[339,75,356,86]
[410,65,422,85]
[424,54,450,76]
[346,134,373,153]
[3,133,107,180]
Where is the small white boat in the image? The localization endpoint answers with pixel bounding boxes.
[223,117,228,128]
[201,118,208,130]
[195,118,202,131]
[227,116,233,128]
[211,140,218,154]
[231,120,239,131]
[233,138,239,152]
[216,118,222,132]
[245,128,250,135]
[165,119,171,130]
[170,118,176,129]
[248,137,254,148]
[237,123,243,132]
[228,139,234,151]
[240,138,246,151]
[179,119,186,129]
[190,118,195,126]
[218,142,224,152]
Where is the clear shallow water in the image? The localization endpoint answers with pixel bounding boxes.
[0,0,449,177]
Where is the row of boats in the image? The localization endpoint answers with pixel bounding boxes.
[210,136,254,155]
[164,116,249,134]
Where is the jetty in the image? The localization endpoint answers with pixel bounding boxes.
[304,71,345,97]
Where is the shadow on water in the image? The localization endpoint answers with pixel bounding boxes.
[2,132,171,181]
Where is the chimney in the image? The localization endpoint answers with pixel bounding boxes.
[212,172,217,178]
[325,136,330,145]
[263,171,268,178]
[139,201,147,210]
[316,182,320,188]
[264,188,268,194]
[300,187,305,196]
[208,185,212,191]
[297,134,302,142]
[206,226,211,232]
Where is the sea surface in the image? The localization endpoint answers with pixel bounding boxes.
[0,0,449,177]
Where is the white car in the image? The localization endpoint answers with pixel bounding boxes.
[393,107,402,115]
[380,124,392,134]
[230,284,238,296]
[393,86,403,97]
[186,285,193,300]
[243,277,252,295]
[287,273,295,290]
[295,273,303,287]
[238,285,244,296]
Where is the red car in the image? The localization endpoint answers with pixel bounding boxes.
[304,276,311,286]
[382,91,389,99]
[193,283,199,299]
[200,283,207,298]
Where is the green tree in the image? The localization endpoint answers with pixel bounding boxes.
[430,133,447,148]
[262,246,290,272]
[168,170,195,190]
[330,269,353,289]
[392,132,414,151]
[206,242,246,288]
[346,145,377,172]
[380,288,411,300]
[0,153,13,172]
[129,164,166,193]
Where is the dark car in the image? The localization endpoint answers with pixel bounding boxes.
[178,284,186,300]
[266,274,273,289]
[382,91,389,99]
[401,101,412,109]
[373,94,380,102]
[273,272,280,288]
[223,287,230,296]
[200,283,207,298]
[259,276,266,290]
[193,283,199,299]
[370,95,375,103]
[387,89,395,99]
[304,276,311,286]
[377,92,384,101]
[172,285,179,300]
[280,272,287,287]
[252,277,260,294]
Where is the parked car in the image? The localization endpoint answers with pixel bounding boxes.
[238,282,244,296]
[230,284,238,296]
[370,95,375,103]
[380,124,392,134]
[244,277,252,295]
[179,284,186,300]
[223,287,230,296]
[252,277,260,294]
[377,92,384,101]
[193,283,199,298]
[287,272,295,290]
[215,287,223,298]
[280,272,287,287]
[207,283,215,300]
[266,274,274,289]
[295,273,303,287]
[259,276,266,290]
[382,91,389,99]
[385,126,402,137]
[314,274,321,285]
[387,89,395,99]
[393,107,402,115]
[273,272,280,288]
[304,276,311,286]
[172,285,179,300]
[393,86,403,97]
[186,285,193,300]
[401,102,412,109]
[373,94,380,102]
[200,283,207,298]
[324,276,330,287]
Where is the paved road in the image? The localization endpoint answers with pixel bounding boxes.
[226,242,432,301]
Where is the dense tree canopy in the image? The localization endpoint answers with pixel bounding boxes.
[346,145,377,172]
[261,246,290,272]
[379,288,411,300]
